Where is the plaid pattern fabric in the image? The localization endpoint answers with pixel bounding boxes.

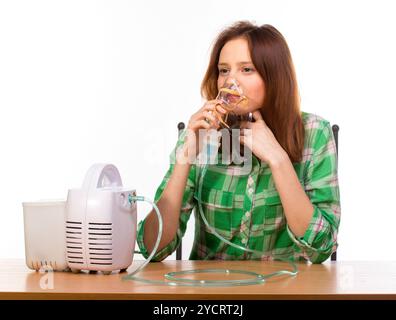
[137,111,341,263]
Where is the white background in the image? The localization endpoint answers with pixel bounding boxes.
[1,0,395,261]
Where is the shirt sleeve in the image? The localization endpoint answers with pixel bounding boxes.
[136,129,197,261]
[287,120,341,264]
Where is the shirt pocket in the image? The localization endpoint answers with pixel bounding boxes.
[253,188,285,233]
[193,185,235,240]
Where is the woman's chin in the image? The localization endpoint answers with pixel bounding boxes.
[231,108,252,115]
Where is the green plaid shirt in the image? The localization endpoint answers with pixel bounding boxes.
[137,111,341,264]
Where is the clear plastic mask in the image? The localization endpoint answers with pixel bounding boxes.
[216,79,248,111]
[214,79,251,129]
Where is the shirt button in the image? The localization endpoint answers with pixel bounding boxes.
[241,238,247,244]
[245,211,251,217]
[248,188,253,194]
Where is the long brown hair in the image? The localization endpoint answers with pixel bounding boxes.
[201,21,304,163]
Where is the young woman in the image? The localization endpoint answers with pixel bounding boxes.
[137,21,340,264]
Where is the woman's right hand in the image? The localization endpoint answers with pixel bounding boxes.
[178,100,227,163]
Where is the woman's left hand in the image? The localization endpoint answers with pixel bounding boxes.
[239,111,288,166]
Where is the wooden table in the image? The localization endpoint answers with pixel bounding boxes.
[1,259,396,300]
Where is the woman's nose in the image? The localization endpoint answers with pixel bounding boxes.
[221,77,241,88]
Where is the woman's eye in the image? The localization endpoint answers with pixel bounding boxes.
[218,67,254,74]
[242,67,254,73]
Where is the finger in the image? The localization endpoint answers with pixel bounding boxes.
[214,103,227,114]
[205,99,223,108]
[200,101,218,112]
[193,119,211,130]
[209,99,225,106]
[205,116,221,130]
[200,109,219,121]
[203,99,227,113]
[202,111,218,124]
[252,110,264,121]
[192,114,219,131]
[202,104,216,112]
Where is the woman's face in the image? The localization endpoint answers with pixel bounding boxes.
[217,37,265,115]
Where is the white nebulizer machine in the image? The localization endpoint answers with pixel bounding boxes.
[65,164,136,274]
[23,164,139,274]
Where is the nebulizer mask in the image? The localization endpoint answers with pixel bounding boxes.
[209,78,252,129]
[123,78,298,287]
